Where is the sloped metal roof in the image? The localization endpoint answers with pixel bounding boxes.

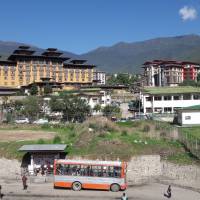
[18,144,67,152]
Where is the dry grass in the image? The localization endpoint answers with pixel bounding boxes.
[0,130,56,142]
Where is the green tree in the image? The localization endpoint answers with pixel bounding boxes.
[30,83,38,95]
[50,95,91,122]
[107,73,137,86]
[93,104,101,112]
[43,84,52,95]
[49,96,64,112]
[179,79,197,86]
[102,105,120,117]
[197,73,200,82]
[22,96,40,122]
[62,95,91,122]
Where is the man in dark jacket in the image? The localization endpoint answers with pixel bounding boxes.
[22,175,28,190]
[164,185,171,198]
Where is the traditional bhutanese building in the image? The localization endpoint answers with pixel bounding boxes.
[63,59,95,90]
[143,60,200,87]
[0,46,96,91]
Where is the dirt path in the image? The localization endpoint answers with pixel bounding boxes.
[0,130,56,142]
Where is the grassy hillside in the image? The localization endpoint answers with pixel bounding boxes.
[0,118,198,165]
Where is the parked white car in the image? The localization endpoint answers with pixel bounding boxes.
[15,118,29,124]
[33,119,48,125]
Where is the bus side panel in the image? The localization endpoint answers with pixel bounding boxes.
[82,183,110,190]
[54,181,72,188]
[54,175,126,190]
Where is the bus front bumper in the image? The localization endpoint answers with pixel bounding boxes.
[120,184,127,190]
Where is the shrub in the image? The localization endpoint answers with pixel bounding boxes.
[160,131,167,139]
[37,139,45,144]
[53,135,62,144]
[98,132,106,138]
[121,130,128,136]
[69,132,76,138]
[41,124,51,129]
[143,125,150,132]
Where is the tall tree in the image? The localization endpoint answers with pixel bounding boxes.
[49,96,64,112]
[62,95,91,122]
[30,83,38,95]
[44,84,52,95]
[22,96,40,122]
[102,105,120,117]
[93,104,101,112]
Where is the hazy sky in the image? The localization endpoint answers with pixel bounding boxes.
[0,0,199,54]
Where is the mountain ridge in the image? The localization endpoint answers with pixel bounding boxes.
[0,34,200,73]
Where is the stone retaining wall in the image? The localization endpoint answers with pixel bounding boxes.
[127,155,162,185]
[127,155,200,187]
[162,161,200,181]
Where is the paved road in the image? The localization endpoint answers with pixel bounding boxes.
[1,182,200,200]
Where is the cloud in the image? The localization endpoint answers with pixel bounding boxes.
[179,6,197,21]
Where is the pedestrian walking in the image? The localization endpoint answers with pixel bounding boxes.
[164,185,171,198]
[22,175,28,190]
[121,192,128,200]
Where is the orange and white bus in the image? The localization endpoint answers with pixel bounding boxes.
[54,159,127,192]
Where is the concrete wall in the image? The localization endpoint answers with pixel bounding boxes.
[127,155,162,185]
[162,161,200,181]
[181,112,200,125]
[127,155,200,187]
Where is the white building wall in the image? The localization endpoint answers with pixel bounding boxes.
[142,94,200,114]
[181,112,200,125]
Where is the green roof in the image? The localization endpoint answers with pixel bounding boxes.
[143,86,200,95]
[178,105,200,111]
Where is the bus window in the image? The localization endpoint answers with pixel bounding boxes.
[114,166,121,178]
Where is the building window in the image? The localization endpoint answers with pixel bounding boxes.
[19,65,23,70]
[185,116,191,120]
[52,61,57,65]
[164,96,171,101]
[146,107,153,113]
[193,94,200,100]
[154,107,162,113]
[183,94,191,100]
[145,97,152,101]
[154,96,161,101]
[164,107,172,112]
[173,96,180,100]
[59,76,62,81]
[33,65,37,71]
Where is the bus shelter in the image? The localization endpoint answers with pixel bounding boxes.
[18,144,67,175]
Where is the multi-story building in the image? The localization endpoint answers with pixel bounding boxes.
[143,60,200,87]
[141,86,200,114]
[93,70,106,85]
[0,46,95,90]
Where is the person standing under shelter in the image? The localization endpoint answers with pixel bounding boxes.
[22,175,28,190]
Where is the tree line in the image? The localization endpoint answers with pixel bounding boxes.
[3,94,121,123]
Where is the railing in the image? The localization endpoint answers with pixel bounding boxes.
[178,129,200,159]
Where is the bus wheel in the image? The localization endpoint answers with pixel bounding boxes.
[110,184,120,192]
[72,182,82,191]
